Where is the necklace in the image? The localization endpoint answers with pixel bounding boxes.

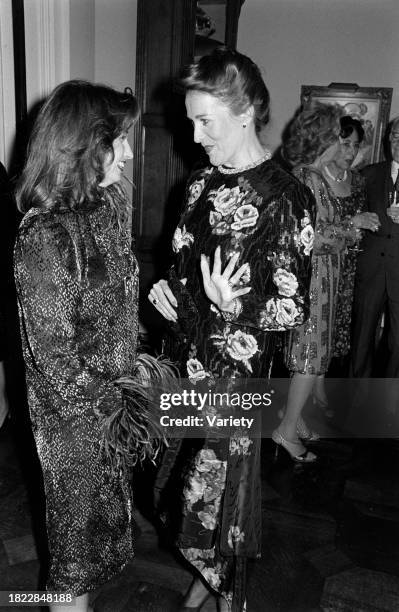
[324,165,348,183]
[218,150,271,174]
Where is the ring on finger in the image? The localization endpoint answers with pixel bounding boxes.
[228,280,234,288]
[153,297,158,305]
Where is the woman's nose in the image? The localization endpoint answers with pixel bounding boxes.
[193,124,203,144]
[124,140,133,159]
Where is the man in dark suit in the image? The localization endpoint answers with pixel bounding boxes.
[351,117,399,378]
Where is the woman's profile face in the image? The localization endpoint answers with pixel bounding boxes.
[334,130,360,170]
[185,90,245,168]
[100,132,133,188]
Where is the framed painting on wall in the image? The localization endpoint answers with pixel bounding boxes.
[301,84,393,169]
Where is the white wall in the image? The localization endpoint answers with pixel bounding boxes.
[22,0,137,194]
[0,0,15,169]
[24,0,137,109]
[70,0,94,81]
[238,0,399,152]
[94,0,137,89]
[94,0,137,198]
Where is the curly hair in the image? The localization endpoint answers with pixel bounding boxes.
[180,47,270,133]
[16,80,139,213]
[283,103,344,167]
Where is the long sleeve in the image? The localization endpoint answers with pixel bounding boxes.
[295,167,357,255]
[14,214,123,418]
[231,184,315,331]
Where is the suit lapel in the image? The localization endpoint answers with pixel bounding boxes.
[383,162,392,206]
[372,162,392,212]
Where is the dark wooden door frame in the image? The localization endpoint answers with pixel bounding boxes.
[11,0,27,171]
[133,0,245,252]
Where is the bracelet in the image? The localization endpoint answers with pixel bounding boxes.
[220,297,242,322]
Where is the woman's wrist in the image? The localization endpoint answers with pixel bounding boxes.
[220,298,236,313]
[220,297,242,321]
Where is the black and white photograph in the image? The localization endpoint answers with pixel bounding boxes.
[0,1,398,611]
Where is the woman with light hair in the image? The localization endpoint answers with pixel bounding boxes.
[279,106,379,457]
[149,48,315,612]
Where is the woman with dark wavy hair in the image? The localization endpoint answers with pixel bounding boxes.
[14,80,139,612]
[277,106,380,455]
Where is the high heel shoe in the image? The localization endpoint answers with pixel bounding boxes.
[272,429,317,463]
[312,393,334,418]
[296,416,320,442]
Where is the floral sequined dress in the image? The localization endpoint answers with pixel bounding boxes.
[160,159,315,609]
[285,167,365,374]
[333,172,366,357]
[14,184,138,596]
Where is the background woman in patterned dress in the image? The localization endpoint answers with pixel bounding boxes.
[148,49,315,612]
[14,81,140,612]
[279,107,380,457]
[330,118,369,368]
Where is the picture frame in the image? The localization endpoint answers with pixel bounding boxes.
[301,83,393,169]
[194,0,244,59]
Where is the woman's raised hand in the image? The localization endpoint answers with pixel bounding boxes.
[200,246,251,311]
[148,279,178,322]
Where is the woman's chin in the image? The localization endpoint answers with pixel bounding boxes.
[208,151,227,167]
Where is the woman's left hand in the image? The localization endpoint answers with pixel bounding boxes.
[200,246,251,310]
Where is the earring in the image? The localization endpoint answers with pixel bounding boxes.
[242,123,247,128]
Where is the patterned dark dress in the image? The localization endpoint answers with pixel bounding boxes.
[332,172,366,357]
[286,167,365,374]
[159,159,315,610]
[14,184,138,596]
